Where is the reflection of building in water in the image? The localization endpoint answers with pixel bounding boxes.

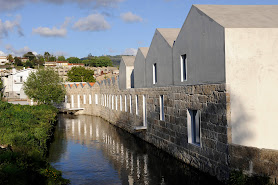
[62,115,150,185]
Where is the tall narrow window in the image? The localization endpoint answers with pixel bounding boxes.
[187,109,201,146]
[77,95,80,108]
[115,95,118,110]
[95,94,98,105]
[135,95,139,115]
[71,95,74,108]
[153,63,157,84]
[89,94,92,104]
[143,95,147,126]
[160,95,164,121]
[83,95,86,104]
[130,95,132,113]
[112,95,114,110]
[120,95,122,111]
[20,76,23,82]
[125,95,127,112]
[181,54,187,82]
[65,95,68,103]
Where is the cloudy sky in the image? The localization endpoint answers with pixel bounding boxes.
[0,0,277,58]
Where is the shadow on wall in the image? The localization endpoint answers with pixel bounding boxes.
[131,70,134,88]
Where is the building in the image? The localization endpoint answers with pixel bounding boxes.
[2,68,36,99]
[0,56,8,65]
[119,56,135,90]
[134,47,149,88]
[145,28,180,87]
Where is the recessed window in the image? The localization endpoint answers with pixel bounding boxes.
[89,94,92,104]
[115,95,118,110]
[95,94,98,105]
[187,109,201,146]
[20,76,23,82]
[135,95,139,115]
[125,95,127,112]
[160,95,164,121]
[120,95,122,111]
[143,95,147,126]
[181,54,187,82]
[83,95,86,104]
[130,95,132,113]
[153,63,157,84]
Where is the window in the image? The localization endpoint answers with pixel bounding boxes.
[187,110,201,146]
[89,94,92,104]
[77,95,80,108]
[125,95,127,112]
[181,54,187,82]
[143,95,147,126]
[153,63,157,84]
[120,95,123,111]
[112,95,114,110]
[83,95,86,104]
[20,76,23,82]
[135,95,139,115]
[115,95,118,110]
[95,94,98,105]
[65,95,68,103]
[130,95,132,113]
[71,95,74,108]
[160,95,164,121]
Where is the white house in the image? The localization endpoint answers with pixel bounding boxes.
[0,56,8,65]
[145,28,180,87]
[134,47,149,88]
[2,68,36,99]
[119,56,135,90]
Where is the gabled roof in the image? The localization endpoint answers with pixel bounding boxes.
[138,47,149,58]
[157,28,180,47]
[122,56,135,66]
[194,5,278,28]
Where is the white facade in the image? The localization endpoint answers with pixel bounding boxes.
[2,68,36,98]
[0,56,8,65]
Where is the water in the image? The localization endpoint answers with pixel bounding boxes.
[48,114,223,185]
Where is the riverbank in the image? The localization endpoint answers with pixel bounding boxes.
[0,101,69,185]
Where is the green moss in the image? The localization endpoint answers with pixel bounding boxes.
[228,170,272,185]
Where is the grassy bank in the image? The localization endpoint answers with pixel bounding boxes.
[0,101,69,185]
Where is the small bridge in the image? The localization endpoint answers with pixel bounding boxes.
[59,108,85,114]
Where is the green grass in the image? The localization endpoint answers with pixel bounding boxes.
[0,101,69,185]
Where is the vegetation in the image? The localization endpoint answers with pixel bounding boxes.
[0,79,3,99]
[0,101,69,184]
[23,68,66,105]
[228,170,272,185]
[67,66,96,82]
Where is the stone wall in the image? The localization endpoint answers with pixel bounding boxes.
[65,78,230,181]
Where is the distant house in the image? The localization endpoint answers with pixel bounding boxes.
[44,61,57,67]
[2,68,36,99]
[0,56,8,65]
[56,61,69,67]
[119,56,135,90]
[134,47,149,88]
[145,28,180,87]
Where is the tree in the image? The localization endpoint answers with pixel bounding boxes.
[67,57,81,63]
[67,67,95,82]
[44,52,50,61]
[6,54,13,63]
[23,52,36,61]
[0,78,3,99]
[57,56,66,61]
[24,60,34,68]
[23,68,66,105]
[49,56,56,61]
[14,57,23,66]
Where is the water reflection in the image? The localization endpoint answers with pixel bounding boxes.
[48,114,223,185]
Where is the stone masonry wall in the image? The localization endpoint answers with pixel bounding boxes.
[65,78,230,181]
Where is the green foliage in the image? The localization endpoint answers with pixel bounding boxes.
[67,66,96,82]
[228,170,272,185]
[23,60,34,68]
[0,79,3,99]
[23,52,36,61]
[6,54,13,63]
[57,56,66,61]
[14,57,23,66]
[23,68,66,105]
[0,101,69,184]
[49,56,56,61]
[66,57,81,63]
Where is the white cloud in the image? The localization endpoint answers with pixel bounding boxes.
[0,51,6,56]
[5,45,36,57]
[73,14,110,31]
[32,17,71,37]
[0,15,23,38]
[0,0,125,11]
[120,12,143,23]
[122,48,137,56]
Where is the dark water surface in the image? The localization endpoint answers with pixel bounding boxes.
[48,114,223,185]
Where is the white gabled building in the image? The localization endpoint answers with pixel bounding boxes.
[119,56,136,90]
[2,68,36,99]
[0,56,8,65]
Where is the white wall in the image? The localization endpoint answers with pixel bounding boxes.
[225,28,278,150]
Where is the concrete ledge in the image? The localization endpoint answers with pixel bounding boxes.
[134,126,147,131]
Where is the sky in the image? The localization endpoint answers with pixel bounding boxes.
[0,0,277,58]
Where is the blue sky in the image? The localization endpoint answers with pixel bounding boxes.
[0,0,277,58]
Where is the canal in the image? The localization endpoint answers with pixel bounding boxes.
[48,114,223,185]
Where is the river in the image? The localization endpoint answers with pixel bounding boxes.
[48,114,223,185]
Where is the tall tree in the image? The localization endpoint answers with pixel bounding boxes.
[6,54,13,63]
[23,52,36,61]
[67,57,81,63]
[14,57,23,66]
[67,66,95,82]
[23,68,66,105]
[57,56,66,61]
[44,52,50,61]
